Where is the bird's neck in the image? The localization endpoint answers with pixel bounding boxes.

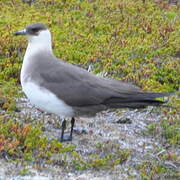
[21,41,53,84]
[25,41,53,57]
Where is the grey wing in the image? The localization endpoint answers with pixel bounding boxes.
[39,62,115,106]
[39,59,141,107]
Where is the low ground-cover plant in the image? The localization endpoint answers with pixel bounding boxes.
[0,0,179,175]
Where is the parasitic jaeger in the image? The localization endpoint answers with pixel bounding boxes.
[14,23,169,142]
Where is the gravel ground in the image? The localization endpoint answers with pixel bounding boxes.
[0,97,176,180]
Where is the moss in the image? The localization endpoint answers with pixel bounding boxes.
[0,114,130,169]
[136,139,179,179]
[0,0,179,92]
[161,106,180,146]
[19,168,29,176]
[0,0,178,110]
[0,115,74,159]
[72,142,130,170]
[136,160,179,180]
[146,95,179,147]
[0,0,179,172]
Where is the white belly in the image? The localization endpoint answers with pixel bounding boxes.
[22,81,74,117]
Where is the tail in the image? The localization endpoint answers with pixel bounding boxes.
[103,92,171,109]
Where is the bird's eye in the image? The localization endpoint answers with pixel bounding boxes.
[31,28,39,32]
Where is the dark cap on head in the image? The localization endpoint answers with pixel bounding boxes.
[14,23,48,36]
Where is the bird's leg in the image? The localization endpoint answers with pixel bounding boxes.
[60,119,66,142]
[69,117,75,139]
[60,117,75,142]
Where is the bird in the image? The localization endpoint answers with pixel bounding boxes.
[14,23,169,142]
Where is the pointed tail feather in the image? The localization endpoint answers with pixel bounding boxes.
[104,92,171,109]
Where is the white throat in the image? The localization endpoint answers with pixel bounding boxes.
[26,29,53,55]
[21,29,53,84]
[20,28,74,117]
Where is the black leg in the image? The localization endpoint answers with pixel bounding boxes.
[60,117,75,142]
[69,117,75,139]
[60,119,66,142]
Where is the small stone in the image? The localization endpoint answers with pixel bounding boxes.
[116,118,132,124]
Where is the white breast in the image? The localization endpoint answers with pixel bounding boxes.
[22,81,74,117]
[21,29,53,85]
[21,30,74,117]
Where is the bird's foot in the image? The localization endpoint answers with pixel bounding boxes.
[59,135,72,142]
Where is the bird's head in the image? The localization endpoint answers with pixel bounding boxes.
[14,23,51,44]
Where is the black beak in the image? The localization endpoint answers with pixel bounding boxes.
[14,29,26,36]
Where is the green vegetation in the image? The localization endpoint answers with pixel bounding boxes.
[135,141,179,179]
[0,0,179,177]
[136,160,179,180]
[0,115,75,161]
[72,143,130,170]
[0,114,130,170]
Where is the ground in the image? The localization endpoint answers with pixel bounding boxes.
[0,0,179,179]
[0,96,179,180]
